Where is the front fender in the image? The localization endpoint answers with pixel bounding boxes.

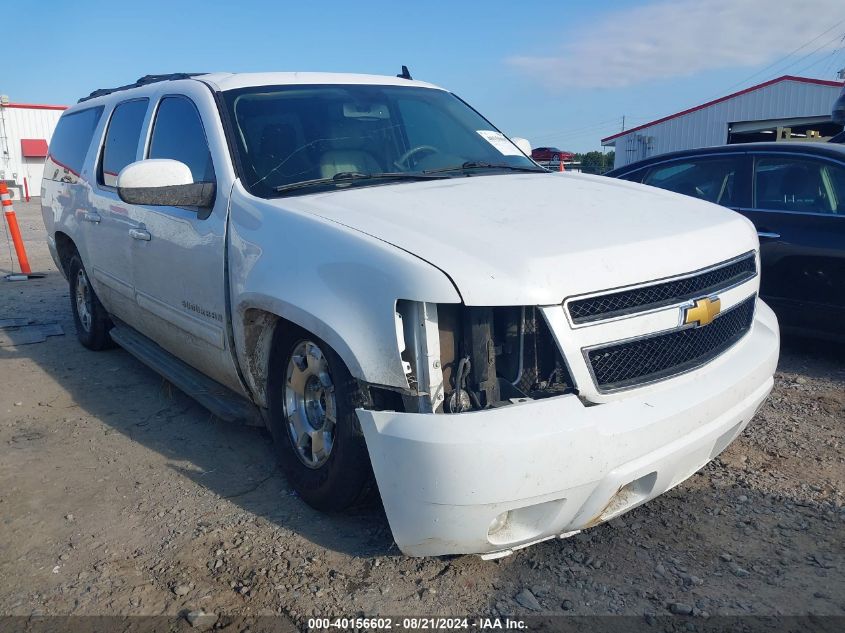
[228,182,461,407]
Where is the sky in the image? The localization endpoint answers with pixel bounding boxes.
[6,0,845,152]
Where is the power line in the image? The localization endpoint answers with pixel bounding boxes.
[544,123,621,143]
[819,35,845,77]
[705,17,845,100]
[540,20,845,151]
[794,46,843,77]
[769,30,845,77]
[532,117,620,140]
[535,116,656,143]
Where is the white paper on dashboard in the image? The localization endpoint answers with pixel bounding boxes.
[476,130,522,156]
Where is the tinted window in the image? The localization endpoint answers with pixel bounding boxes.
[754,156,845,214]
[148,97,214,182]
[643,157,741,206]
[617,167,647,183]
[46,107,104,180]
[829,164,845,211]
[100,99,148,187]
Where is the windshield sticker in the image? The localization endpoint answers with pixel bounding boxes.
[476,130,522,156]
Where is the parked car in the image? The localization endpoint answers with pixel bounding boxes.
[531,146,575,163]
[607,143,845,342]
[42,72,778,558]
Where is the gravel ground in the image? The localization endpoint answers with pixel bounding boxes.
[0,199,843,630]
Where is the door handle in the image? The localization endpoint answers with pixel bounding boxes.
[129,228,151,241]
[757,231,780,240]
[82,211,101,224]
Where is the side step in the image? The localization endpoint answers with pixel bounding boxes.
[109,324,264,426]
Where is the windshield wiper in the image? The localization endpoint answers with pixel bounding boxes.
[423,161,547,175]
[273,171,451,194]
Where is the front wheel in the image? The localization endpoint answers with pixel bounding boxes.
[267,327,374,511]
[68,254,113,350]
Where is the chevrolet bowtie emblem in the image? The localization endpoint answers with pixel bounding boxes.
[683,296,721,327]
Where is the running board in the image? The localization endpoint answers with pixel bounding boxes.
[109,324,264,426]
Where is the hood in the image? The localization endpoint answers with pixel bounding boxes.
[276,172,758,306]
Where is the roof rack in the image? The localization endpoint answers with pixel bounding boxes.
[77,73,207,103]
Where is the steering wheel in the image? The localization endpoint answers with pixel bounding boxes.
[394,145,440,170]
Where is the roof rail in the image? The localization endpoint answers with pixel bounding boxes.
[78,73,207,103]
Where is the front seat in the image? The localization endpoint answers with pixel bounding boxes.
[319,120,381,178]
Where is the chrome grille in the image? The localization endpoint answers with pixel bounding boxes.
[568,253,756,324]
[585,296,756,392]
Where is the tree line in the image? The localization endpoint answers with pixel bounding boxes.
[572,151,615,174]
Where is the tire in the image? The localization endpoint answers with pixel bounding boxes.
[267,325,374,511]
[68,254,113,350]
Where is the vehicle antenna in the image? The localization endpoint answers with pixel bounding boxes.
[397,65,413,80]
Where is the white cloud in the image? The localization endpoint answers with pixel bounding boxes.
[507,0,845,89]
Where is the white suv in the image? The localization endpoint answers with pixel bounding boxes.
[41,72,779,557]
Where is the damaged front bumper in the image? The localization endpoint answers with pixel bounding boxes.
[356,301,779,557]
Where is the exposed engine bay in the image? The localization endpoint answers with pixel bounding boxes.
[392,302,576,414]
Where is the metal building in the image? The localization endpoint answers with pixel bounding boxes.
[601,75,845,169]
[0,100,67,200]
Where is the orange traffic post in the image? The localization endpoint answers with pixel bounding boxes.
[0,182,32,275]
[559,159,565,172]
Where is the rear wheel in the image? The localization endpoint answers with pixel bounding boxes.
[68,254,113,350]
[267,326,374,511]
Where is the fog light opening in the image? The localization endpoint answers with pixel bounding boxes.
[488,511,511,537]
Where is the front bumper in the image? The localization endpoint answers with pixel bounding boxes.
[357,301,779,557]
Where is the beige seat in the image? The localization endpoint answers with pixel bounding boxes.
[319,120,381,177]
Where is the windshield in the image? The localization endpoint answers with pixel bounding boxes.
[221,84,541,197]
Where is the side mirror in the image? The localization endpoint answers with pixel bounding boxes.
[510,137,532,156]
[117,159,215,208]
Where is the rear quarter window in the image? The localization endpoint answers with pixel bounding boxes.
[46,107,104,183]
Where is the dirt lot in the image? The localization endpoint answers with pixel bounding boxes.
[1,199,843,629]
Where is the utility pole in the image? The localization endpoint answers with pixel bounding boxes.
[621,115,626,132]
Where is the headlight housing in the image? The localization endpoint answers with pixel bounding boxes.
[396,301,576,413]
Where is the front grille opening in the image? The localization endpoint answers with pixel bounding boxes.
[586,296,756,392]
[569,253,756,324]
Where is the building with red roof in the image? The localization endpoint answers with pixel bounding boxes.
[601,76,844,169]
[0,100,68,199]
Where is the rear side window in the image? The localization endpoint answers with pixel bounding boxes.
[148,97,214,182]
[754,156,845,215]
[100,99,148,187]
[46,107,104,181]
[643,157,742,207]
